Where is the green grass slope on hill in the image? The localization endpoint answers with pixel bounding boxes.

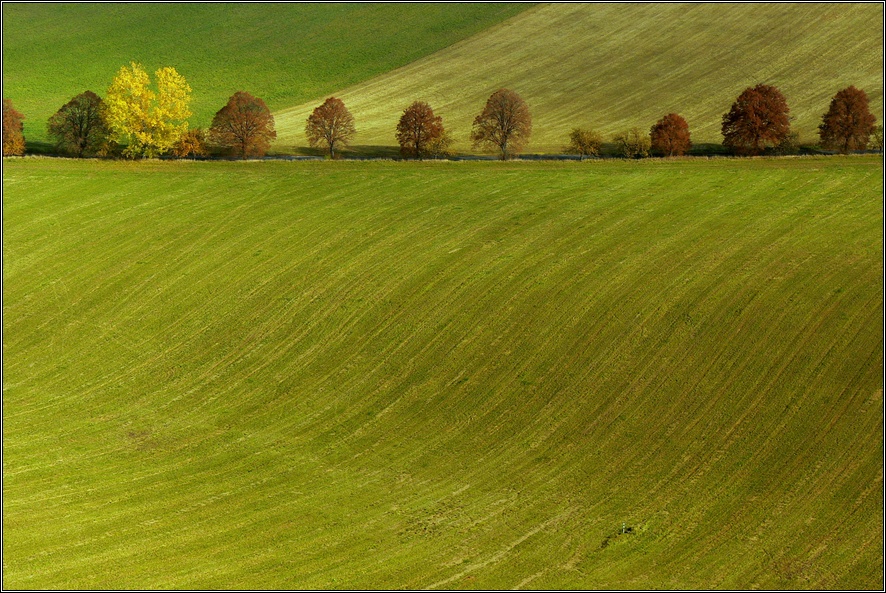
[274,3,884,152]
[3,157,882,589]
[1,3,530,144]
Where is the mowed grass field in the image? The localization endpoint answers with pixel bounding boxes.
[3,156,883,589]
[0,3,528,145]
[274,3,884,152]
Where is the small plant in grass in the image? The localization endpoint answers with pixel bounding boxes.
[771,130,801,155]
[613,127,650,158]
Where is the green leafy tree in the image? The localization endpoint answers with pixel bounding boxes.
[104,62,192,158]
[613,127,651,158]
[566,127,603,160]
[47,91,111,157]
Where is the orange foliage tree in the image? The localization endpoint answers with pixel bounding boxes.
[470,89,531,160]
[305,97,356,159]
[650,113,691,156]
[396,101,445,160]
[818,86,877,153]
[721,84,791,155]
[3,99,26,156]
[209,91,276,159]
[173,128,209,158]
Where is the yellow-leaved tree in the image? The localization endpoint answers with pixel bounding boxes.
[105,62,191,158]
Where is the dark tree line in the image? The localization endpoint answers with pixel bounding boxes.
[4,82,878,159]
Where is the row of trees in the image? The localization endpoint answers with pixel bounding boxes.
[566,84,882,160]
[0,63,277,159]
[3,69,882,159]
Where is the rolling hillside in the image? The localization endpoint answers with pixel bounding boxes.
[0,3,529,145]
[3,157,882,589]
[274,3,885,152]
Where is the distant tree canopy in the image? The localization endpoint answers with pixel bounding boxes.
[47,91,111,157]
[566,127,603,160]
[396,101,445,160]
[105,62,192,158]
[721,84,791,155]
[650,113,691,157]
[209,92,276,158]
[471,89,532,160]
[818,86,877,153]
[3,99,25,156]
[613,127,650,158]
[305,97,356,159]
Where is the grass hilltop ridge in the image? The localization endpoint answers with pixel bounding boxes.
[274,3,884,152]
[1,3,529,145]
[3,3,882,153]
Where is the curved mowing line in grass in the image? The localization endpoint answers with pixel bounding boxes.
[2,157,883,589]
[274,3,883,152]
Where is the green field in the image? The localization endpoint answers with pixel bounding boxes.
[274,3,884,152]
[1,3,529,145]
[3,156,882,589]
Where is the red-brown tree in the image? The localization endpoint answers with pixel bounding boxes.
[721,84,791,155]
[396,101,444,160]
[650,113,691,157]
[209,91,277,159]
[818,86,877,153]
[470,89,531,160]
[305,97,356,159]
[47,91,111,157]
[3,99,26,156]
